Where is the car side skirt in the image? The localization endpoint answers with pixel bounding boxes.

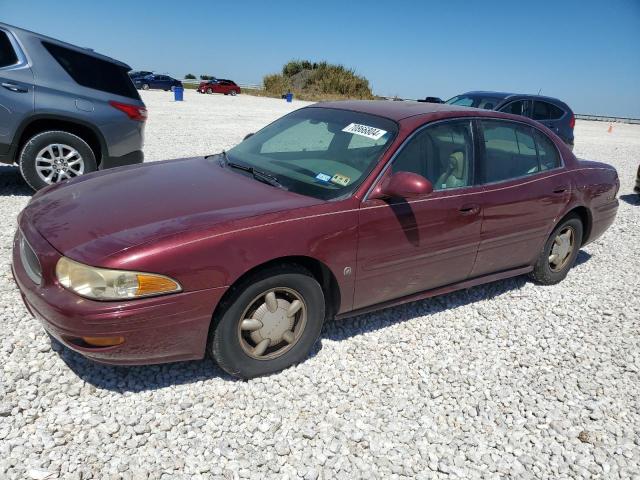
[335,265,533,320]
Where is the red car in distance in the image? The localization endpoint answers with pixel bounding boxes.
[12,101,619,378]
[197,78,241,96]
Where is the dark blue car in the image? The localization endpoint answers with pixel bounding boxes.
[446,91,575,149]
[134,74,182,91]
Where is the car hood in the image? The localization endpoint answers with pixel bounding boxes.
[24,157,322,263]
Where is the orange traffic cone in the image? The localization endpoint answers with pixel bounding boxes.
[608,124,613,133]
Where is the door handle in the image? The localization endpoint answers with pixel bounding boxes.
[553,185,569,194]
[1,82,28,93]
[459,204,480,215]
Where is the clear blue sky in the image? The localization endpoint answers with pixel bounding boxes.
[2,0,639,117]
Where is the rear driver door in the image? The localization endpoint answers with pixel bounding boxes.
[0,29,34,157]
[471,119,570,277]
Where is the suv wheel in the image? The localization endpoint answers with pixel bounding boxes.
[19,131,97,191]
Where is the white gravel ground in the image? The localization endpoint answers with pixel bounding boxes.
[0,90,639,479]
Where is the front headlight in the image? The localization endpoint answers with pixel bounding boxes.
[55,257,181,301]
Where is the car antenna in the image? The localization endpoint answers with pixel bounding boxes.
[537,88,542,95]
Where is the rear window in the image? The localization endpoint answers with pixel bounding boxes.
[0,31,18,68]
[532,101,565,120]
[43,41,140,100]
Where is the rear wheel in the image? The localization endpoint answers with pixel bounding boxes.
[142,83,150,90]
[230,90,237,96]
[19,130,97,191]
[529,214,583,285]
[210,265,325,379]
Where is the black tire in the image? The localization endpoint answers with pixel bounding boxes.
[19,130,97,191]
[210,265,325,379]
[529,214,583,285]
[230,90,237,96]
[206,88,212,94]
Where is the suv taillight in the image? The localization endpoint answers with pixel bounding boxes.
[109,101,147,121]
[569,113,575,129]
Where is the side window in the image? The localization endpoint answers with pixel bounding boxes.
[392,121,473,190]
[534,131,561,170]
[481,120,539,183]
[500,100,531,117]
[0,31,18,68]
[261,119,334,153]
[532,101,564,121]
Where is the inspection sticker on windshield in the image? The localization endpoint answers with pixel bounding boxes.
[315,173,332,182]
[342,123,387,140]
[331,173,351,187]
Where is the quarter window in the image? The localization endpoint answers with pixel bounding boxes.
[532,101,565,120]
[0,31,18,68]
[42,41,140,100]
[481,120,539,183]
[534,131,561,170]
[392,121,474,190]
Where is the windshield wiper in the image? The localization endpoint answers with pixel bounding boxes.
[220,151,286,190]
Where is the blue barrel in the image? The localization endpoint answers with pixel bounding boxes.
[285,92,293,103]
[174,86,184,101]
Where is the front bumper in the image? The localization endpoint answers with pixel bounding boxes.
[12,220,226,365]
[100,150,144,170]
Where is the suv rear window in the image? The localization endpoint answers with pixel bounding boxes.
[42,41,140,100]
[0,31,18,68]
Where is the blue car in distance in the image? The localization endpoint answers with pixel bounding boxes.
[134,74,182,91]
[446,91,576,149]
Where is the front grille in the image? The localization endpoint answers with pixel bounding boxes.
[19,232,42,285]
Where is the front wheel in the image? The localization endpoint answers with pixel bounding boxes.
[206,88,212,94]
[19,130,97,191]
[210,265,325,379]
[141,83,150,90]
[230,90,237,96]
[529,214,583,285]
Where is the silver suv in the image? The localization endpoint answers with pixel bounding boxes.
[0,23,146,190]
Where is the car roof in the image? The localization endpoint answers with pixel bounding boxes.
[0,21,131,69]
[461,91,570,107]
[312,100,480,122]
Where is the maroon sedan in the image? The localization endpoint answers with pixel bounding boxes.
[197,78,241,96]
[12,101,619,378]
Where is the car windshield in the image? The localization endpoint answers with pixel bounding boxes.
[226,107,398,200]
[446,95,503,110]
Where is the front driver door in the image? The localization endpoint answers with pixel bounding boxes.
[354,119,483,310]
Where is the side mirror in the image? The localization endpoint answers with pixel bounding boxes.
[243,133,254,140]
[370,171,433,200]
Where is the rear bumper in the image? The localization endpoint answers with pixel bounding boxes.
[585,199,618,246]
[100,150,144,170]
[12,220,226,365]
